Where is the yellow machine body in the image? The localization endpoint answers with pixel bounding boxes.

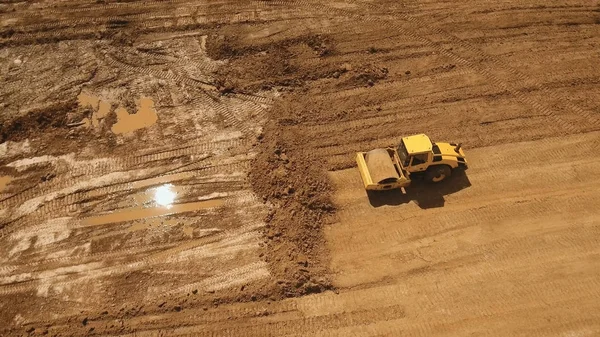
[356,134,468,190]
[356,148,411,191]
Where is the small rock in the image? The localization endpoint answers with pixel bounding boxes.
[332,71,340,78]
[192,289,198,295]
[26,327,35,333]
[297,254,308,267]
[174,305,182,312]
[41,173,56,182]
[367,79,374,87]
[100,311,108,315]
[280,153,289,162]
[158,301,166,308]
[405,70,411,75]
[82,317,88,326]
[340,63,352,72]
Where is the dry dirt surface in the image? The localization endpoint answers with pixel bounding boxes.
[1,0,600,336]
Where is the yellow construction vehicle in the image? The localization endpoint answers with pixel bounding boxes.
[356,134,467,191]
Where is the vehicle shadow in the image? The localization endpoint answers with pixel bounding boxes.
[367,170,472,209]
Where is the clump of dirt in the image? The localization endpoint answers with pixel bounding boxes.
[250,100,335,298]
[340,64,389,88]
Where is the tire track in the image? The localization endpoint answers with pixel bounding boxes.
[0,157,252,239]
[4,190,261,275]
[0,220,265,296]
[0,137,243,211]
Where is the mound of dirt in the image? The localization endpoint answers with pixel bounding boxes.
[207,33,338,93]
[250,101,336,297]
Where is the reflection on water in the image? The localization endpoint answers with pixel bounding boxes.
[81,183,224,227]
[154,184,176,209]
[111,97,158,134]
[82,199,224,227]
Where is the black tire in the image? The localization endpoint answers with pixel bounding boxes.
[425,165,451,183]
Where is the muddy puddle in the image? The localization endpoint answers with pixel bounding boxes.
[124,184,186,209]
[82,199,224,227]
[111,97,158,134]
[77,93,158,134]
[0,176,12,192]
[78,92,111,128]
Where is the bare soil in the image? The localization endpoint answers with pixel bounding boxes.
[1,0,600,336]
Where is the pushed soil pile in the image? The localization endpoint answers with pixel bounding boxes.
[206,32,342,296]
[250,109,335,297]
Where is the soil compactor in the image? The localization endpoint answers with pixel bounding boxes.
[356,134,467,191]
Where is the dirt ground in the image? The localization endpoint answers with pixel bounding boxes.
[1,0,600,336]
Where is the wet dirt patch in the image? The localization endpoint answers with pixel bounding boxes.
[0,100,76,143]
[111,97,159,135]
[82,199,225,227]
[77,92,112,128]
[0,176,12,192]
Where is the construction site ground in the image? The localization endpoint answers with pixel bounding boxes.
[1,0,600,336]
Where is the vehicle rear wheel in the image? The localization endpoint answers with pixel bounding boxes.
[425,165,451,183]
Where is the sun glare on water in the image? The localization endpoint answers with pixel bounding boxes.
[154,184,176,208]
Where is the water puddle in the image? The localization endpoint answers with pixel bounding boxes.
[77,92,112,128]
[111,97,158,134]
[78,92,100,109]
[81,199,224,227]
[123,183,188,209]
[0,176,12,192]
[78,93,157,133]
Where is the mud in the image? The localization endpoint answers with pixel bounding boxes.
[2,0,600,336]
[82,199,224,227]
[111,97,159,134]
[0,176,12,192]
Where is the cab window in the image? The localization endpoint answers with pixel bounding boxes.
[410,153,428,166]
[397,141,409,166]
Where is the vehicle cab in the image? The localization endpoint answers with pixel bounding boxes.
[397,134,435,173]
[397,134,468,172]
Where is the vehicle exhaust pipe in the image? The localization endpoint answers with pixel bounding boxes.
[454,143,462,153]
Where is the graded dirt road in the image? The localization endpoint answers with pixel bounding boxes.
[1,0,600,336]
